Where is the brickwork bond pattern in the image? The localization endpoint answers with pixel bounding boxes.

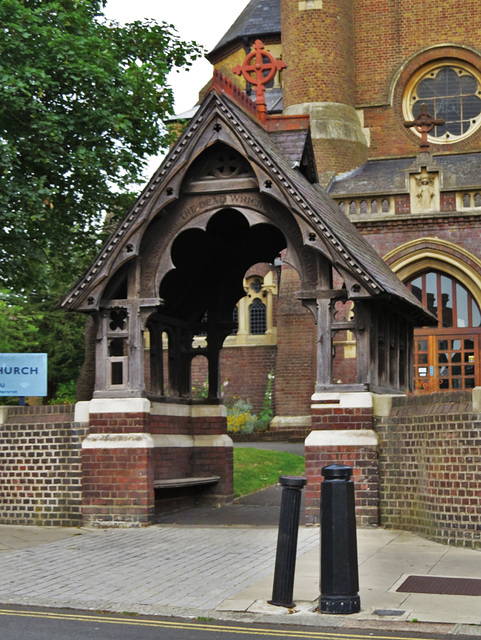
[281,0,355,107]
[82,447,154,526]
[0,405,85,526]
[219,346,277,414]
[305,444,379,527]
[312,407,373,430]
[275,265,317,416]
[376,391,481,549]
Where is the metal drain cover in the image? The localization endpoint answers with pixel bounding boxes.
[373,609,405,616]
[397,575,481,596]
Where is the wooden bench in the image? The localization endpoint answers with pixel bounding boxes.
[154,476,220,490]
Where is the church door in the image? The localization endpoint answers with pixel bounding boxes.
[406,270,481,392]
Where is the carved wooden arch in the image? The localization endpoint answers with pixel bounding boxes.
[128,148,328,402]
[135,142,322,305]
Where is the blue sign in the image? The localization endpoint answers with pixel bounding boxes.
[0,353,48,397]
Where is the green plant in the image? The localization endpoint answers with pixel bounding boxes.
[257,369,274,429]
[48,380,76,405]
[227,398,257,433]
[191,379,209,399]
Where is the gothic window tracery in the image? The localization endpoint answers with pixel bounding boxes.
[249,297,267,335]
[404,62,481,143]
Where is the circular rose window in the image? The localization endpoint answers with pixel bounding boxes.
[404,63,481,143]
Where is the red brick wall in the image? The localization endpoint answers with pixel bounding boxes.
[357,215,481,264]
[152,447,192,481]
[354,6,481,158]
[282,0,355,107]
[82,408,233,524]
[376,390,481,549]
[0,405,86,526]
[312,406,373,430]
[89,412,150,434]
[82,447,154,526]
[305,444,379,527]
[275,265,317,415]
[194,445,234,500]
[354,1,481,111]
[219,346,276,413]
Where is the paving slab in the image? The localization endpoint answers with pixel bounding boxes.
[0,485,480,633]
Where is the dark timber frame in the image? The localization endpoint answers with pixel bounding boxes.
[62,84,435,402]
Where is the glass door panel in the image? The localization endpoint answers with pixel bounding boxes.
[437,336,477,390]
[414,332,480,392]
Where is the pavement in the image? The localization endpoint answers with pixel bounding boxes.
[0,443,480,635]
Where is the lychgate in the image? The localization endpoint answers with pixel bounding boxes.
[62,72,434,526]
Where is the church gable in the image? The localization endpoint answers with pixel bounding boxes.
[62,83,431,325]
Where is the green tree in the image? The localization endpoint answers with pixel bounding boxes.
[0,0,203,292]
[0,0,204,397]
[0,290,40,352]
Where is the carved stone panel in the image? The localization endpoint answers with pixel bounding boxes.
[409,168,440,214]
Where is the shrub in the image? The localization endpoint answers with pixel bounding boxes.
[227,398,258,433]
[48,380,76,405]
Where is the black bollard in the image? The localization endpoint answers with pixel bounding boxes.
[319,464,360,614]
[270,475,307,608]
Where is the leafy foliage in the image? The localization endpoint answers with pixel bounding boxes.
[227,398,258,434]
[0,1,203,396]
[48,379,76,404]
[0,290,40,352]
[258,369,274,426]
[0,0,203,293]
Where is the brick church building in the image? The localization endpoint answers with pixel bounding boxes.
[197,0,481,424]
[3,0,481,541]
[33,0,478,536]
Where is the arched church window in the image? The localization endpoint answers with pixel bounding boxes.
[406,270,481,391]
[249,298,267,335]
[406,271,481,329]
[205,268,278,347]
[404,62,481,143]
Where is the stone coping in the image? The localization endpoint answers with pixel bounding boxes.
[311,391,374,409]
[305,429,378,447]
[74,399,227,423]
[82,433,233,449]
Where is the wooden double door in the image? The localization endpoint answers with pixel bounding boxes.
[414,329,481,391]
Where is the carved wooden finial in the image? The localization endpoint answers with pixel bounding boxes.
[404,103,445,151]
[232,39,286,122]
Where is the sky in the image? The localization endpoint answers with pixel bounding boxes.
[104,0,251,114]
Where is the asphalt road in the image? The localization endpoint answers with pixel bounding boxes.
[0,606,473,640]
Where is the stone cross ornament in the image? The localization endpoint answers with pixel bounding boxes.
[232,39,286,119]
[404,103,446,150]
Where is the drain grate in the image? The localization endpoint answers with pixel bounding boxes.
[397,575,481,596]
[373,609,405,616]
